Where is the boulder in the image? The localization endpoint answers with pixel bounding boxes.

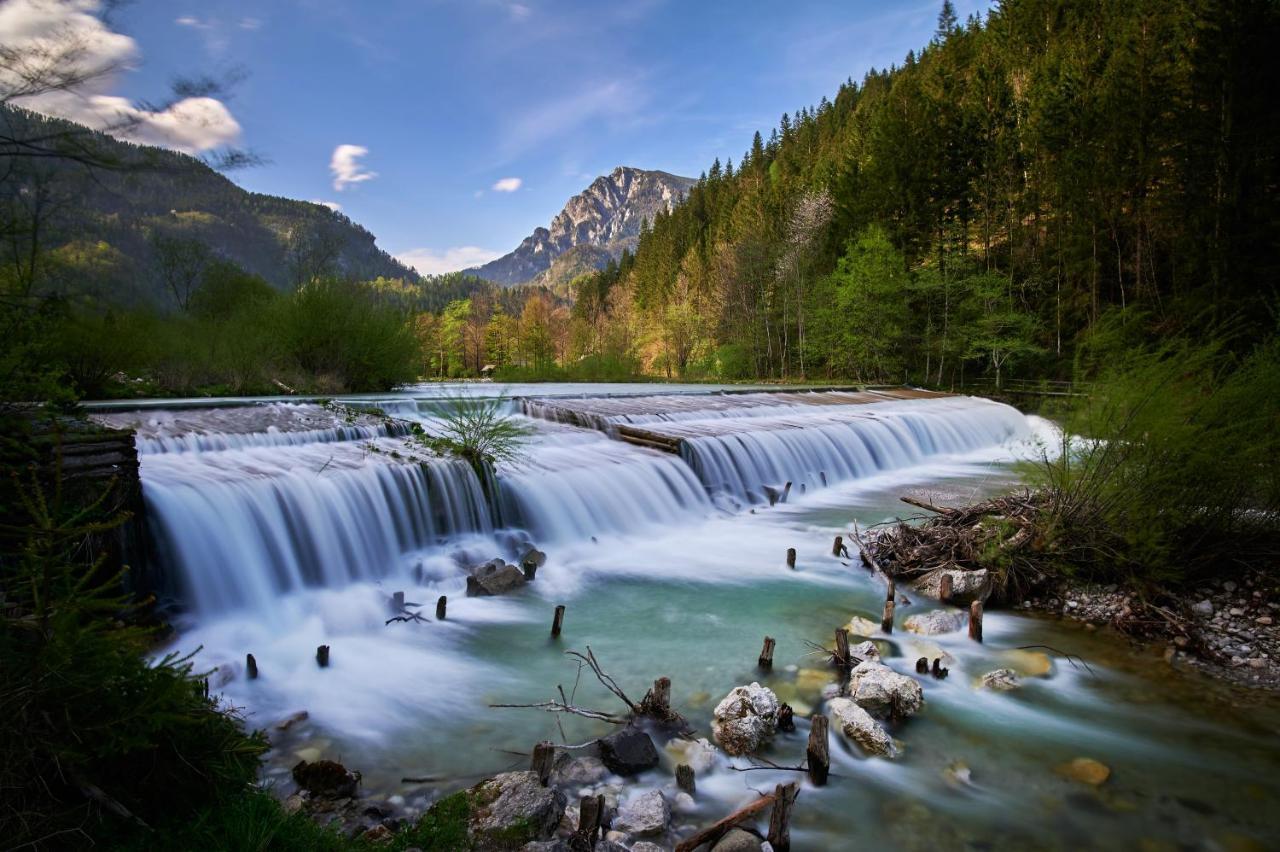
[847,662,924,718]
[613,790,670,837]
[597,727,660,776]
[713,827,765,851]
[914,569,990,603]
[292,759,360,799]
[978,668,1020,691]
[827,698,898,758]
[711,683,779,755]
[846,615,881,637]
[850,640,881,663]
[467,771,566,849]
[470,559,528,596]
[665,737,718,774]
[902,609,965,635]
[520,548,547,572]
[549,753,608,786]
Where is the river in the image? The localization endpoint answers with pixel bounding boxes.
[93,384,1280,851]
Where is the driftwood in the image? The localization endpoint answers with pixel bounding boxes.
[674,792,777,852]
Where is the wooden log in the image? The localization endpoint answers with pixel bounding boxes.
[551,604,566,637]
[834,628,851,670]
[531,740,555,786]
[674,793,777,852]
[886,579,896,602]
[881,599,895,634]
[576,794,604,846]
[969,600,983,643]
[767,782,799,852]
[777,703,795,733]
[806,714,830,787]
[436,595,447,620]
[939,573,954,603]
[316,645,330,668]
[900,495,954,515]
[676,763,696,795]
[758,636,776,670]
[915,656,929,674]
[246,653,258,680]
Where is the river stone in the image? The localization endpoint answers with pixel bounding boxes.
[471,560,527,595]
[467,770,566,849]
[711,683,780,755]
[520,842,568,852]
[847,661,924,718]
[1192,599,1214,617]
[597,727,660,776]
[713,827,765,851]
[979,668,1020,691]
[827,697,898,758]
[1002,649,1053,677]
[847,615,881,637]
[1056,758,1111,786]
[292,759,360,799]
[632,843,672,852]
[613,790,670,837]
[914,569,990,602]
[665,737,718,774]
[851,640,882,663]
[549,752,607,786]
[902,609,965,635]
[593,842,629,852]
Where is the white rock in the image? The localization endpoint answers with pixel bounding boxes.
[712,683,779,755]
[613,790,670,837]
[978,668,1020,691]
[913,569,990,602]
[672,791,696,813]
[827,697,898,757]
[850,640,881,663]
[666,737,718,774]
[847,661,924,718]
[902,609,966,635]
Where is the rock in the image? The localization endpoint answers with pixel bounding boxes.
[283,794,305,815]
[604,831,630,845]
[277,710,309,731]
[847,662,924,718]
[794,668,834,698]
[943,761,972,787]
[713,827,765,851]
[613,790,670,837]
[850,640,881,663]
[846,615,881,636]
[467,771,567,849]
[1223,580,1238,592]
[827,697,898,758]
[711,683,779,755]
[914,569,990,602]
[360,824,394,845]
[597,727,660,776]
[550,753,608,786]
[1001,649,1053,677]
[665,737,717,774]
[902,609,965,635]
[1193,599,1214,617]
[632,843,672,852]
[1056,758,1111,786]
[593,842,629,852]
[979,668,1020,691]
[520,842,568,852]
[292,759,360,799]
[672,792,696,813]
[1257,616,1273,626]
[520,547,547,571]
[294,747,323,764]
[471,559,528,596]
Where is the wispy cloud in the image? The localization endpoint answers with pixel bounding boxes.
[491,176,522,192]
[330,144,376,191]
[499,77,648,160]
[395,246,502,276]
[310,199,342,212]
[239,17,262,30]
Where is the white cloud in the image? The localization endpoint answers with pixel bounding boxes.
[491,176,522,192]
[175,15,210,29]
[508,3,532,20]
[238,17,261,30]
[499,78,645,160]
[395,246,503,277]
[330,144,376,191]
[310,199,342,212]
[0,0,242,154]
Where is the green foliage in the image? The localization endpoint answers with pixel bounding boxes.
[419,394,530,473]
[397,790,473,851]
[116,788,350,852]
[0,464,266,847]
[1031,332,1280,582]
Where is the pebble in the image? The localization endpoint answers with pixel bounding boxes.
[1224,580,1238,592]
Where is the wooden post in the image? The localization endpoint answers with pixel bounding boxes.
[758,636,776,670]
[436,595,447,620]
[915,656,929,674]
[466,576,481,597]
[777,703,795,733]
[551,605,566,637]
[392,590,405,611]
[969,600,983,643]
[645,677,671,718]
[807,714,830,787]
[522,562,538,581]
[832,535,848,558]
[246,653,258,680]
[531,740,555,786]
[316,645,330,668]
[576,794,604,845]
[939,573,953,603]
[931,658,949,679]
[881,598,895,634]
[786,547,797,570]
[782,481,792,503]
[676,763,696,795]
[834,628,851,670]
[886,579,896,601]
[767,782,798,852]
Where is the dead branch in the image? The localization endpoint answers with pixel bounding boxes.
[488,700,628,725]
[674,793,777,852]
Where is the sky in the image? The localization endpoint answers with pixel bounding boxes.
[3,0,995,275]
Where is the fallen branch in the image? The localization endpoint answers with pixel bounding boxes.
[488,700,628,725]
[674,792,777,852]
[900,495,955,515]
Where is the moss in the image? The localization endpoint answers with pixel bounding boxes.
[396,790,473,851]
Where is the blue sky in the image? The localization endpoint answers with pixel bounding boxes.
[24,0,995,275]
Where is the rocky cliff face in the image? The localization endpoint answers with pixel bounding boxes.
[468,166,695,286]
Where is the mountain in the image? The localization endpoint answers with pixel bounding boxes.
[466,166,695,287]
[1,106,417,305]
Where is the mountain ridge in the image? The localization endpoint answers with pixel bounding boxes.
[466,166,695,287]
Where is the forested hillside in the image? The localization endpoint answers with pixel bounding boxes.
[424,0,1280,383]
[0,106,417,306]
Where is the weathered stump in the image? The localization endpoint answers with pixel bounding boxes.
[758,636,776,671]
[391,591,405,612]
[767,782,799,852]
[246,653,258,680]
[807,714,830,787]
[777,703,796,733]
[786,547,797,570]
[676,763,696,795]
[531,740,555,786]
[915,656,929,674]
[832,535,849,558]
[466,576,481,597]
[551,604,566,637]
[931,658,949,679]
[316,645,330,668]
[969,600,983,643]
[939,573,953,603]
[834,628,851,671]
[436,595,447,620]
[576,793,605,846]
